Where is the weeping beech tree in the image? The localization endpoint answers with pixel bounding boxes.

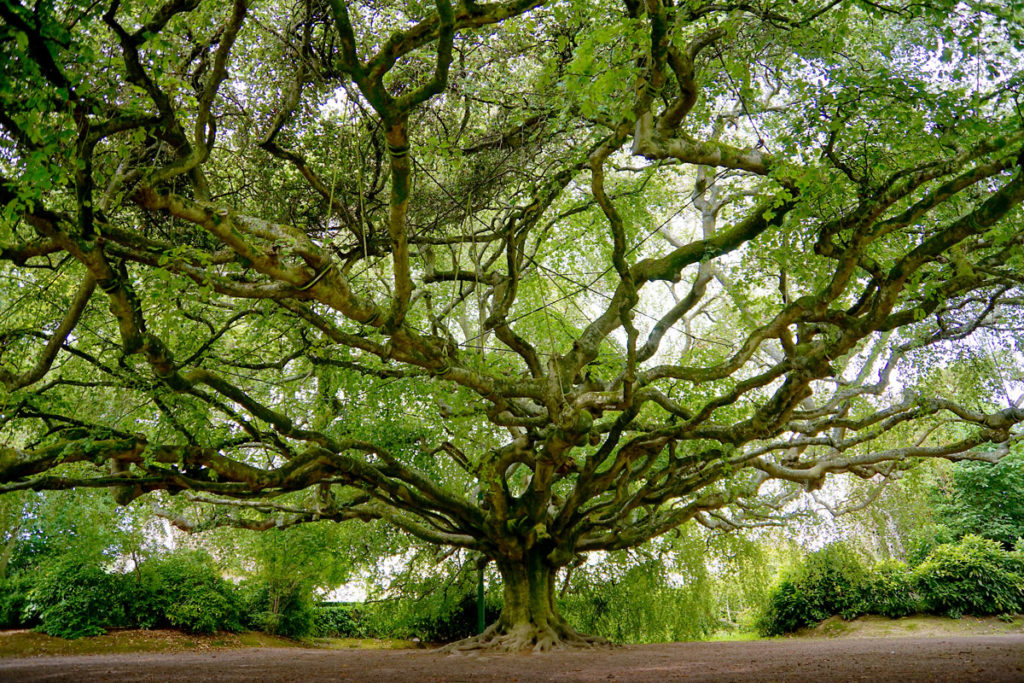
[2,0,1024,650]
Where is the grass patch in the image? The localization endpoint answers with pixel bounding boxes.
[310,637,422,650]
[0,628,423,658]
[794,614,1024,639]
[708,630,761,642]
[234,632,309,648]
[818,617,852,637]
[0,629,306,658]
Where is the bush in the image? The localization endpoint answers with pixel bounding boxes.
[0,572,37,628]
[858,561,920,618]
[240,579,315,637]
[933,451,1024,549]
[312,603,370,638]
[913,535,1024,617]
[365,592,499,642]
[119,570,164,630]
[756,543,869,636]
[406,592,500,642]
[238,580,265,630]
[905,524,957,566]
[362,580,500,642]
[131,551,242,634]
[756,577,808,636]
[29,556,126,639]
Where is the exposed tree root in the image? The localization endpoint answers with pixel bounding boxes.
[442,620,611,653]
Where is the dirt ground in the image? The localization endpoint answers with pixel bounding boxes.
[2,634,1023,682]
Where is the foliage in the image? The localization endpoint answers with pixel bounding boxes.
[405,592,501,643]
[242,525,354,636]
[760,535,1024,635]
[28,556,126,639]
[704,532,785,632]
[3,491,144,574]
[130,551,242,634]
[905,524,959,567]
[364,575,500,643]
[932,452,1024,549]
[3,0,1024,648]
[239,578,315,637]
[858,560,920,619]
[312,603,369,639]
[756,543,869,636]
[850,450,1024,566]
[560,559,718,643]
[913,535,1024,618]
[0,571,36,628]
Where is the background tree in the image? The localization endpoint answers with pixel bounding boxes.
[2,0,1024,650]
[930,450,1024,550]
[228,521,367,634]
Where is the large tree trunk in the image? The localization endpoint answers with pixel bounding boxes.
[447,550,606,652]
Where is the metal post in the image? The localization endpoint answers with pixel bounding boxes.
[476,489,486,634]
[477,564,485,634]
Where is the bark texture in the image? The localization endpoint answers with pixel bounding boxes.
[446,553,606,652]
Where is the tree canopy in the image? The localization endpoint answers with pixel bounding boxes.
[2,0,1024,650]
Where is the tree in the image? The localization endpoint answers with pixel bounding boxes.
[232,522,361,635]
[0,489,144,576]
[932,450,1024,549]
[2,0,1024,650]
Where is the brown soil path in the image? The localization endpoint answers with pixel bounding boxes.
[1,635,1023,682]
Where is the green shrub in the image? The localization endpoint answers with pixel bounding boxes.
[312,603,369,638]
[0,572,37,628]
[132,551,242,634]
[756,543,869,636]
[362,580,500,642]
[29,556,126,639]
[913,535,1024,617]
[238,580,265,630]
[905,524,958,566]
[859,560,920,618]
[240,579,315,637]
[933,451,1024,549]
[366,592,499,642]
[407,592,501,642]
[119,570,164,630]
[756,577,807,636]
